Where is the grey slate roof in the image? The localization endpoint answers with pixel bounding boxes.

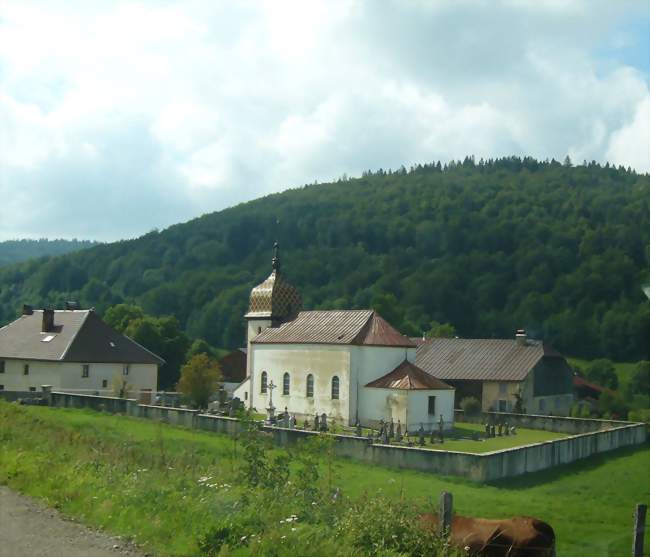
[415,338,562,382]
[0,310,164,365]
[253,310,416,348]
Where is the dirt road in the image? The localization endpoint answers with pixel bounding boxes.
[0,486,146,557]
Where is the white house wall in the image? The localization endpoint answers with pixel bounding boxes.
[0,359,157,395]
[250,344,352,424]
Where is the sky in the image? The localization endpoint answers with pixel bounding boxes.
[1,0,649,242]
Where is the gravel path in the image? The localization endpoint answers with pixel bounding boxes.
[0,486,146,557]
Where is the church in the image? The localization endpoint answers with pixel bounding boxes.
[234,245,455,431]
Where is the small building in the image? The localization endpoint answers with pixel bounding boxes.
[415,331,574,415]
[0,305,164,398]
[217,348,247,398]
[234,245,455,430]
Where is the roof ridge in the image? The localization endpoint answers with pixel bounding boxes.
[59,310,92,361]
[350,310,375,345]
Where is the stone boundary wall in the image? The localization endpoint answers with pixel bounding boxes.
[46,392,647,482]
[0,391,44,402]
[454,409,630,434]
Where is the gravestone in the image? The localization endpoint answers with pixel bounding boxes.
[314,414,320,431]
[497,423,503,436]
[381,426,389,444]
[320,413,328,432]
[504,421,509,436]
[389,419,395,439]
[356,421,363,437]
[418,424,425,446]
[396,420,403,442]
[438,414,445,444]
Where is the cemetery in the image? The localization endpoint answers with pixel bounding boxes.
[44,389,645,481]
[1,397,648,557]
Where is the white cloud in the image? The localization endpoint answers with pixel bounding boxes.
[606,96,650,171]
[0,0,648,240]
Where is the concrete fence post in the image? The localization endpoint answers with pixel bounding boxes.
[439,491,453,535]
[633,503,647,557]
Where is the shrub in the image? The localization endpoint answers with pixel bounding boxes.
[336,495,455,556]
[198,513,264,556]
[460,396,481,417]
[628,408,650,425]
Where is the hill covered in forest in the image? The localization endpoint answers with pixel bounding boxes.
[0,239,98,266]
[0,157,648,361]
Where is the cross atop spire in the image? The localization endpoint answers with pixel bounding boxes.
[272,241,281,271]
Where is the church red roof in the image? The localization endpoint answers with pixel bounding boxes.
[365,360,453,390]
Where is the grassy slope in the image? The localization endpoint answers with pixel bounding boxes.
[567,357,639,390]
[0,402,647,557]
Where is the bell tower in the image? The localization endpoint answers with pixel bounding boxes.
[244,243,302,401]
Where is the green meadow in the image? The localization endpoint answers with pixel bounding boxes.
[0,401,647,557]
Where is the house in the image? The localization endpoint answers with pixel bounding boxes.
[234,245,455,430]
[0,305,164,399]
[415,332,574,415]
[572,374,612,413]
[217,348,247,397]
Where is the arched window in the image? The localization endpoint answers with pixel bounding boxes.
[260,371,268,394]
[306,374,314,398]
[331,376,340,400]
[283,372,290,395]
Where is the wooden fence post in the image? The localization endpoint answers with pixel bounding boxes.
[439,491,453,535]
[633,503,647,557]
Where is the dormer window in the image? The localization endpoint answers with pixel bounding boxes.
[82,364,90,378]
[41,335,55,342]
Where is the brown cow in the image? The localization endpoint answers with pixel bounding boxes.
[420,514,556,557]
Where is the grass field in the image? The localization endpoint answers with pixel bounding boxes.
[0,401,648,556]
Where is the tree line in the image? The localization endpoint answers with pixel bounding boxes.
[0,238,98,266]
[0,156,647,364]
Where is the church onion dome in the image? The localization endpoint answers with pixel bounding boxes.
[245,243,302,320]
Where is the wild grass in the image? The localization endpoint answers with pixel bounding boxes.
[0,401,648,557]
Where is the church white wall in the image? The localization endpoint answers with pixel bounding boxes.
[250,344,352,424]
[0,359,157,395]
[358,387,408,428]
[246,318,272,396]
[356,389,455,432]
[349,345,416,424]
[406,389,455,432]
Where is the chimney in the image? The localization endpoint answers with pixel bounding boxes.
[515,329,527,346]
[42,308,55,332]
[65,301,80,310]
[22,304,33,316]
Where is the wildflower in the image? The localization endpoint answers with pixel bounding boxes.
[280,520,285,524]
[281,535,286,540]
[240,535,247,542]
[291,528,296,532]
